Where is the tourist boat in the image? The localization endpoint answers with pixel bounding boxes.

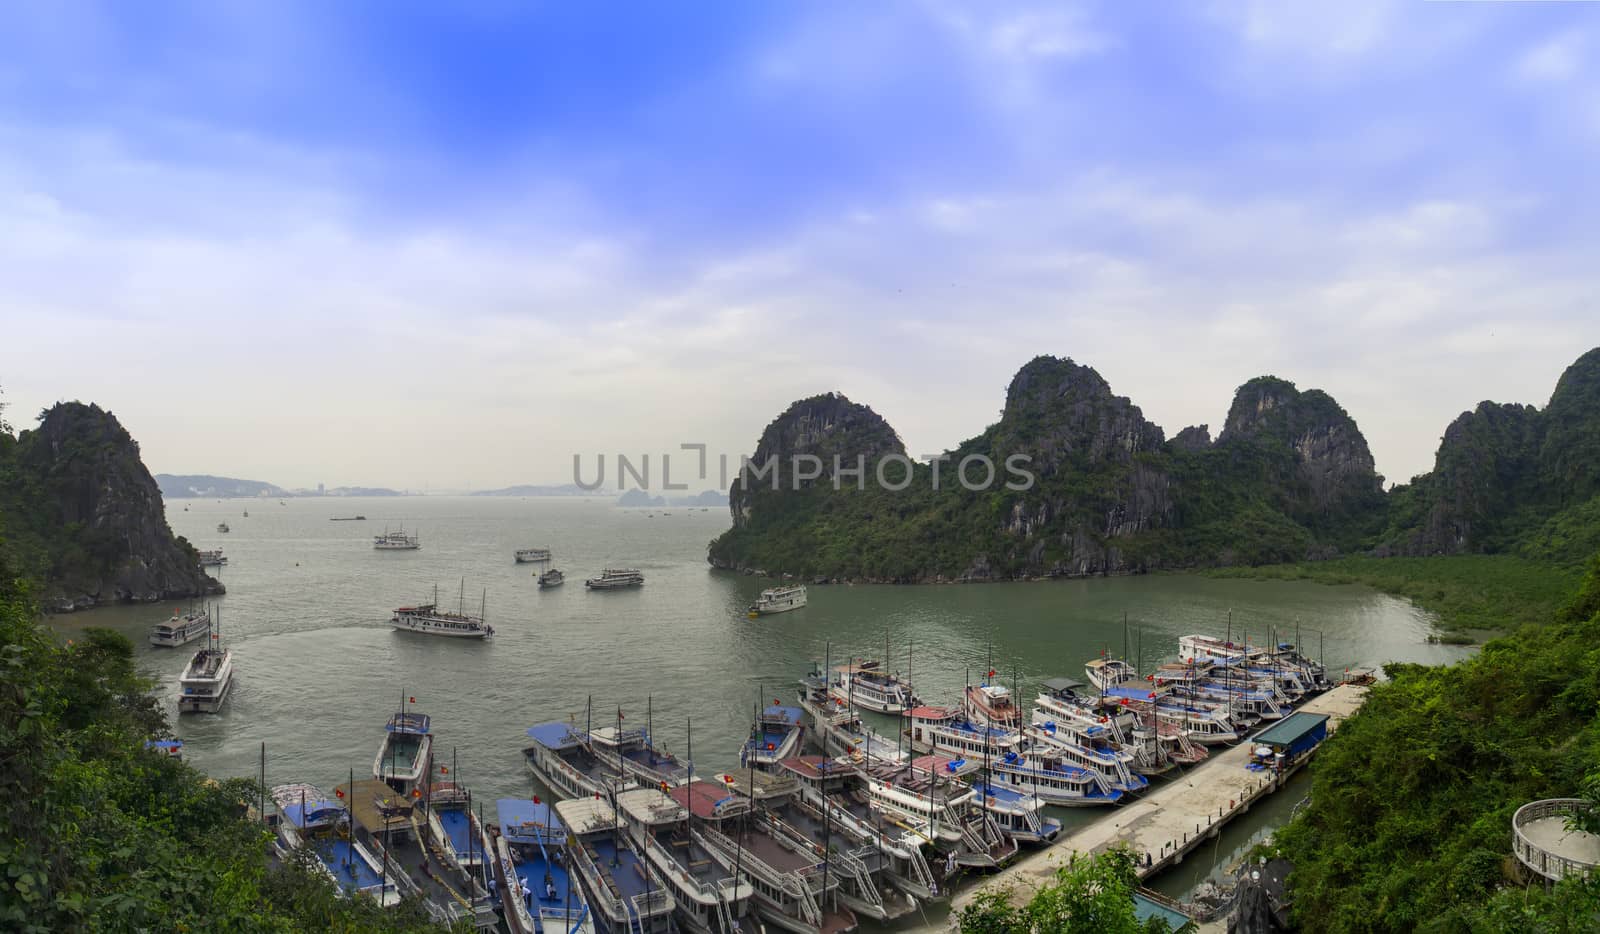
[150,605,212,647]
[373,710,433,793]
[905,707,1027,762]
[798,687,906,765]
[986,749,1122,807]
[177,617,233,714]
[829,660,918,716]
[337,776,489,925]
[967,778,1061,846]
[748,585,808,617]
[584,567,644,589]
[373,527,421,550]
[1098,682,1240,745]
[1033,678,1175,776]
[424,773,492,877]
[662,778,854,934]
[614,785,755,934]
[390,584,494,639]
[270,782,403,908]
[1020,724,1147,794]
[523,721,632,800]
[742,704,806,769]
[515,548,553,563]
[197,549,227,567]
[537,568,565,589]
[494,798,596,934]
[217,522,230,533]
[331,515,368,521]
[780,756,941,905]
[742,765,921,923]
[242,509,249,517]
[963,682,1021,730]
[145,738,184,759]
[858,756,1016,869]
[586,720,693,789]
[1083,657,1140,692]
[553,796,676,934]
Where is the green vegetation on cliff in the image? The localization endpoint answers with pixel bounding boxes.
[0,400,219,609]
[710,347,1600,582]
[1273,555,1600,931]
[0,550,453,931]
[956,848,1174,933]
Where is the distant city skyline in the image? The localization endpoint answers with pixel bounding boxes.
[2,2,1597,489]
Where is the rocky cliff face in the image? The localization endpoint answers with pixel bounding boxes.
[1,402,223,610]
[1218,377,1384,518]
[727,393,903,529]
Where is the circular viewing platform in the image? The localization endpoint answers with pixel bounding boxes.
[1513,799,1600,882]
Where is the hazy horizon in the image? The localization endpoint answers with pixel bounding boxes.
[3,3,1597,490]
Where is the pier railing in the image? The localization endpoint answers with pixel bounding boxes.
[1513,798,1599,882]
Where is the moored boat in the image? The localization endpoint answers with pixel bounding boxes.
[523,720,632,800]
[373,709,433,793]
[197,549,228,567]
[554,796,678,934]
[748,585,807,617]
[515,548,553,563]
[537,568,565,589]
[742,704,806,769]
[830,660,918,716]
[494,798,596,934]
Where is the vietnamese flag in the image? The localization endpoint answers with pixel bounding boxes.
[409,696,416,704]
[533,795,541,805]
[335,787,345,799]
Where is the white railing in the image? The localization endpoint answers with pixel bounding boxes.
[1513,799,1599,882]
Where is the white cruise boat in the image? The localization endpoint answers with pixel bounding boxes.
[747,584,807,617]
[373,527,421,550]
[389,584,493,639]
[177,619,234,714]
[373,710,433,793]
[196,549,227,567]
[963,682,1022,729]
[830,660,918,715]
[536,568,565,589]
[1084,657,1141,692]
[514,547,552,563]
[216,522,230,533]
[584,567,644,589]
[150,606,212,648]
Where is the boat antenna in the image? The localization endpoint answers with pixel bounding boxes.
[646,695,653,764]
[585,695,592,745]
[259,741,266,824]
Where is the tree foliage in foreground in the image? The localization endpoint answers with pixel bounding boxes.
[0,549,454,932]
[1274,554,1600,932]
[956,847,1173,934]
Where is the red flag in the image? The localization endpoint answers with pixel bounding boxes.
[408,696,416,704]
[618,707,624,720]
[412,789,421,798]
[532,794,541,805]
[773,698,780,706]
[594,791,601,800]
[440,766,449,774]
[335,787,345,799]
[987,669,995,679]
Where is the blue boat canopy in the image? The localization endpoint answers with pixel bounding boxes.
[145,739,183,751]
[527,721,584,749]
[386,711,431,734]
[281,798,346,829]
[498,797,566,846]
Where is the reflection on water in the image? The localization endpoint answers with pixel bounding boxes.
[57,496,1474,925]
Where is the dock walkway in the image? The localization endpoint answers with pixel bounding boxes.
[950,684,1369,917]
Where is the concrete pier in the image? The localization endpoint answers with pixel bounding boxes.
[949,683,1369,917]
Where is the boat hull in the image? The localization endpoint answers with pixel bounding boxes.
[178,674,232,714]
[389,617,491,638]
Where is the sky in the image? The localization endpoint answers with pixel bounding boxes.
[1,1,1596,491]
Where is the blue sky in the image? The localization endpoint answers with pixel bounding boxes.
[2,1,1597,489]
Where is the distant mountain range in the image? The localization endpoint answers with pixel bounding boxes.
[470,484,607,497]
[155,474,403,498]
[617,489,728,508]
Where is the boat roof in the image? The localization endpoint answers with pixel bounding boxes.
[527,721,585,750]
[617,787,690,825]
[271,783,345,828]
[761,704,803,724]
[145,739,184,751]
[780,756,856,780]
[1041,677,1086,692]
[909,753,975,776]
[666,780,751,820]
[498,798,566,845]
[554,796,618,834]
[971,683,1011,699]
[725,767,801,801]
[336,779,415,833]
[386,711,431,734]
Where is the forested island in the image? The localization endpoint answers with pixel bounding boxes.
[709,348,1600,582]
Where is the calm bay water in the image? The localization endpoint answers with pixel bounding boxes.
[60,495,1472,921]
